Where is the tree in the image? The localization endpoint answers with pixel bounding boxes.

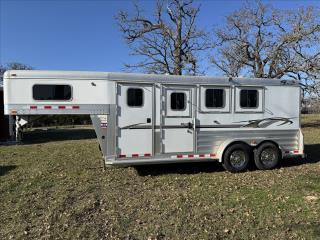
[210,1,320,96]
[116,0,210,75]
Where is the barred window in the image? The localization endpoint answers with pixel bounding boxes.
[240,89,258,108]
[205,89,225,108]
[171,92,186,110]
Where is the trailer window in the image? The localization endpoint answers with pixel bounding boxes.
[240,89,258,108]
[171,92,186,110]
[33,85,72,101]
[127,88,143,107]
[205,89,225,108]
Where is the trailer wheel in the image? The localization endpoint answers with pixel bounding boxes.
[254,142,280,170]
[222,143,251,173]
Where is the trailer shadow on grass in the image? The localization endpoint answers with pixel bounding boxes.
[0,165,17,177]
[135,144,320,176]
[280,144,320,168]
[135,161,225,176]
[22,128,96,144]
[301,121,320,128]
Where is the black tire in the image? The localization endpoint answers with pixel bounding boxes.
[254,142,280,170]
[222,143,251,173]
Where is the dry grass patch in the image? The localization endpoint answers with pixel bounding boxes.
[0,115,319,239]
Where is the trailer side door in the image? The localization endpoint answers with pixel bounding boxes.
[161,85,196,153]
[116,83,154,158]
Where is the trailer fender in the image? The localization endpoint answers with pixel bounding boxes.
[216,139,253,162]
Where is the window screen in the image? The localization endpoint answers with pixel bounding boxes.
[127,88,143,107]
[171,92,186,110]
[33,85,72,100]
[240,89,258,108]
[205,89,225,108]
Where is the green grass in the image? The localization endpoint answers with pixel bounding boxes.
[1,115,320,239]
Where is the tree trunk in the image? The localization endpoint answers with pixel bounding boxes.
[173,12,182,75]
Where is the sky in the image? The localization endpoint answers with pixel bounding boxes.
[0,0,319,76]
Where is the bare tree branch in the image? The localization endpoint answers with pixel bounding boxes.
[115,0,210,75]
[210,0,320,96]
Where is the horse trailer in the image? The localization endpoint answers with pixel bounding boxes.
[3,70,304,172]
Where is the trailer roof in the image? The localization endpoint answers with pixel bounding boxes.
[4,70,300,87]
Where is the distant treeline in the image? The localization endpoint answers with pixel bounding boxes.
[302,99,320,114]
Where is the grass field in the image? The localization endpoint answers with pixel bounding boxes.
[1,115,319,239]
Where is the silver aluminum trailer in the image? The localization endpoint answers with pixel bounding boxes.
[3,70,304,172]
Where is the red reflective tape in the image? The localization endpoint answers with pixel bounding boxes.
[199,154,205,157]
[58,106,66,109]
[294,150,299,154]
[177,154,183,158]
[72,106,80,109]
[188,154,194,158]
[119,154,126,158]
[44,106,52,109]
[30,106,37,109]
[132,154,139,157]
[144,153,151,157]
[285,151,290,154]
[210,153,216,157]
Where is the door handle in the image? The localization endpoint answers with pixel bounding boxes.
[147,118,151,123]
[180,122,193,129]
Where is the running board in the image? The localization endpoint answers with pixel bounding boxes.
[105,156,220,166]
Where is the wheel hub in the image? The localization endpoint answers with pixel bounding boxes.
[230,150,246,168]
[260,148,276,166]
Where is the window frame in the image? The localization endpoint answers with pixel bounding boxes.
[204,88,226,109]
[234,87,265,113]
[32,84,73,101]
[199,85,231,113]
[170,92,187,111]
[126,87,144,108]
[165,86,192,118]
